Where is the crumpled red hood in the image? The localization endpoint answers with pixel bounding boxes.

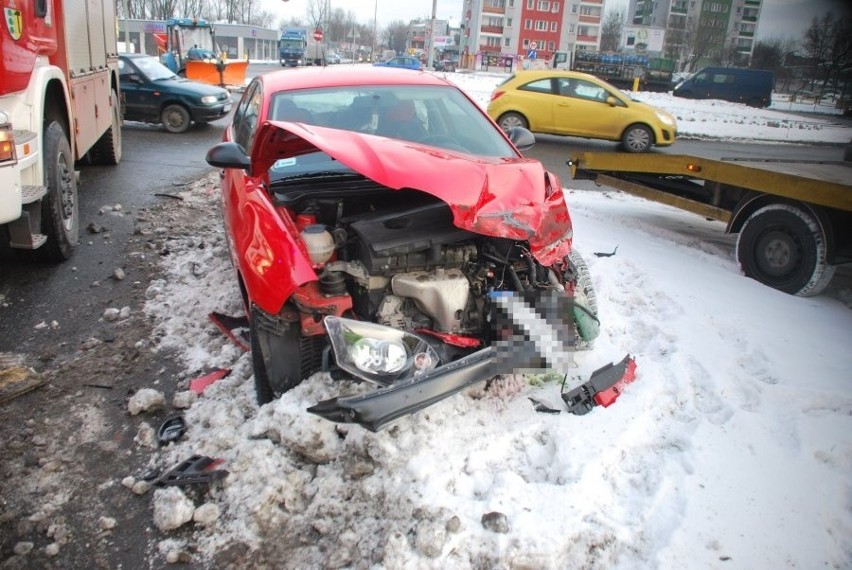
[251,121,573,265]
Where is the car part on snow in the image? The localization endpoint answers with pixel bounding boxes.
[188,368,231,395]
[528,397,562,414]
[594,246,619,257]
[561,354,637,415]
[208,312,249,352]
[158,455,228,486]
[157,415,187,446]
[308,346,498,431]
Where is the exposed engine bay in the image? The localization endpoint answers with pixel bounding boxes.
[278,183,594,368]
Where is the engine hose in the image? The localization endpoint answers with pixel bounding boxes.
[506,265,527,292]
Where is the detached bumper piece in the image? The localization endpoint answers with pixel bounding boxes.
[561,354,637,415]
[308,347,497,432]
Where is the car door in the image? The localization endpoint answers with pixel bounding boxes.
[118,58,160,121]
[551,77,624,139]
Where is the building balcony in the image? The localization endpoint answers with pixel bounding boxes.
[482,5,506,15]
[670,6,687,14]
[478,44,501,53]
[577,34,599,43]
[742,15,757,22]
[579,14,601,23]
[481,25,504,34]
[738,31,754,37]
[580,0,603,4]
[744,0,760,5]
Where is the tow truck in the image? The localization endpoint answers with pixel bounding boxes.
[569,152,852,296]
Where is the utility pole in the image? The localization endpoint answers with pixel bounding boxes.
[426,0,437,70]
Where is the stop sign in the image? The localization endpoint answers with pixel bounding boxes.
[313,29,323,41]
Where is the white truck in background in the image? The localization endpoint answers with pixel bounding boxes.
[0,0,122,261]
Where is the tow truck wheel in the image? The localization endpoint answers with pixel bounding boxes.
[621,124,653,152]
[39,121,78,261]
[88,89,122,165]
[737,204,835,296]
[249,306,324,405]
[161,104,191,134]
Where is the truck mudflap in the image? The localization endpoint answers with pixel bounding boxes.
[308,349,638,431]
[308,347,498,432]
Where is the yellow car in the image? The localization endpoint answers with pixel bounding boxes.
[487,70,677,152]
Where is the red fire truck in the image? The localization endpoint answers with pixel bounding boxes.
[0,0,122,260]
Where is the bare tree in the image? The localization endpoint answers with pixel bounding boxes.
[600,7,625,52]
[802,12,852,91]
[682,13,727,71]
[382,20,408,55]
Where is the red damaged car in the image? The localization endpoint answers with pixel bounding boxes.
[206,67,628,431]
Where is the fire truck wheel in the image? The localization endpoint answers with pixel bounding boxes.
[40,121,79,261]
[161,104,191,134]
[88,89,122,165]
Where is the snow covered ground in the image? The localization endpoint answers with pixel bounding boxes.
[140,72,852,567]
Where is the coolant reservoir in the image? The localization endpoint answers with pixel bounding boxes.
[301,225,335,264]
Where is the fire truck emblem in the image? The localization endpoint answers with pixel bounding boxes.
[4,8,22,41]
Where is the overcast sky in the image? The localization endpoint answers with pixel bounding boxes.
[264,0,850,42]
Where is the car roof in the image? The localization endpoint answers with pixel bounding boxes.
[258,66,449,91]
[508,69,601,82]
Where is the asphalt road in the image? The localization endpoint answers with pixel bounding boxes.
[0,69,848,362]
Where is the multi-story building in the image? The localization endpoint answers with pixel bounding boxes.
[630,0,762,69]
[459,0,605,66]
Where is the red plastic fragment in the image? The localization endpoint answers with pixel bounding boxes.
[593,356,637,408]
[189,369,231,395]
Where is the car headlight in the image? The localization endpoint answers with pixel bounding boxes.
[324,316,439,386]
[201,95,218,105]
[656,111,676,127]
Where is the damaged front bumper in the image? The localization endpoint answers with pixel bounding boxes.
[308,348,638,431]
[308,347,497,432]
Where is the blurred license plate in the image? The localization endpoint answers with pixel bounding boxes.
[224,103,232,112]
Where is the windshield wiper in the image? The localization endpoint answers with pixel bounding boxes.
[273,170,361,184]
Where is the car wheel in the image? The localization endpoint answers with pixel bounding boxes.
[621,124,653,152]
[736,203,835,296]
[249,306,325,405]
[87,89,122,165]
[39,121,78,261]
[161,104,191,134]
[498,112,528,131]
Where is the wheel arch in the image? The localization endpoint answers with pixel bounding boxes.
[730,194,836,263]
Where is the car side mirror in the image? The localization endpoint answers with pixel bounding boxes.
[507,127,535,151]
[206,142,251,170]
[126,74,143,84]
[606,96,618,107]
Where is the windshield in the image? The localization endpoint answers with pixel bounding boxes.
[131,56,177,81]
[280,39,304,49]
[269,85,518,158]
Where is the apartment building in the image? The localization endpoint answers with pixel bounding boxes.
[459,0,605,64]
[629,0,762,68]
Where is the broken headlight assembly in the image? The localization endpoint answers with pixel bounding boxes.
[324,316,439,386]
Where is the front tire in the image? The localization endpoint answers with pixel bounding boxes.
[736,203,835,296]
[161,104,191,134]
[567,249,599,345]
[621,124,653,152]
[40,121,78,261]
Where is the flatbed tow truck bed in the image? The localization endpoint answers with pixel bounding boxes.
[568,152,852,296]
